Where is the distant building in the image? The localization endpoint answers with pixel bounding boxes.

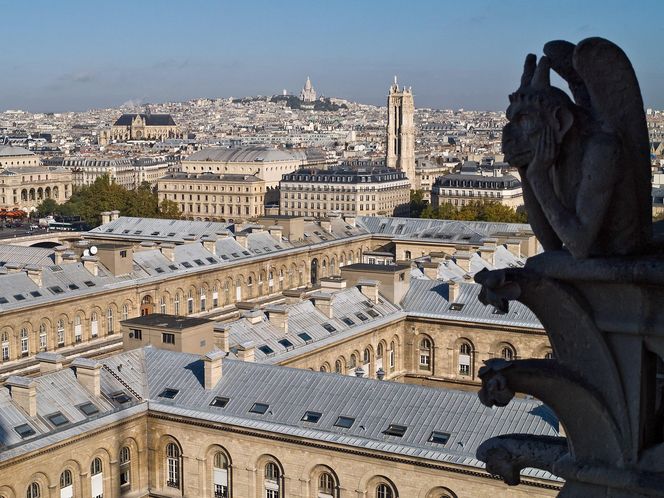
[299,76,317,102]
[99,113,183,145]
[279,163,410,218]
[386,77,416,185]
[0,146,72,211]
[431,161,523,209]
[157,172,266,222]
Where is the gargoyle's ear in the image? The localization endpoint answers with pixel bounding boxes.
[553,106,574,140]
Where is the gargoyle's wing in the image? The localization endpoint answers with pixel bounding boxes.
[573,37,651,234]
[543,40,591,110]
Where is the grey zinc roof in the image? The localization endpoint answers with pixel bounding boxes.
[0,244,54,267]
[88,217,232,242]
[185,146,296,163]
[401,279,541,329]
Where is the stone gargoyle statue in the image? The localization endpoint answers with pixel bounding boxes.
[473,38,664,497]
[502,37,652,259]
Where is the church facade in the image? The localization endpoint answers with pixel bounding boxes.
[99,113,183,145]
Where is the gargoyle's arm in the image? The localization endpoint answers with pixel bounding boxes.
[518,166,562,251]
[528,134,619,258]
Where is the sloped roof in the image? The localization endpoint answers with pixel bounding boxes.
[113,113,176,126]
[185,146,296,163]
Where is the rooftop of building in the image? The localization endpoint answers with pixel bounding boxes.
[113,113,176,127]
[0,346,560,483]
[121,313,212,330]
[161,172,264,183]
[282,166,407,184]
[185,146,297,163]
[0,146,34,157]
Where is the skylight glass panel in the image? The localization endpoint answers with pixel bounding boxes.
[249,402,269,414]
[47,412,69,427]
[194,259,205,266]
[258,345,274,355]
[206,257,217,263]
[342,317,355,326]
[112,391,131,404]
[278,339,293,349]
[301,411,322,423]
[155,267,164,273]
[242,251,250,256]
[322,323,336,333]
[298,332,312,342]
[30,291,42,297]
[14,423,36,438]
[181,261,193,268]
[429,431,451,444]
[0,297,9,304]
[334,416,355,429]
[13,294,25,301]
[168,264,178,270]
[78,402,99,416]
[83,280,95,287]
[366,309,379,318]
[49,286,64,294]
[383,424,407,437]
[68,284,79,290]
[209,396,229,408]
[231,253,240,258]
[355,312,368,321]
[449,303,464,311]
[159,388,179,399]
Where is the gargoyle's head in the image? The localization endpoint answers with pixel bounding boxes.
[502,54,575,168]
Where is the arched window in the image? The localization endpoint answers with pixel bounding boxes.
[501,346,515,361]
[335,359,343,374]
[200,287,206,311]
[39,323,47,351]
[26,482,40,498]
[376,343,384,358]
[166,443,180,488]
[459,343,472,375]
[160,296,167,314]
[363,348,371,364]
[187,290,194,314]
[91,312,99,338]
[2,331,10,361]
[60,469,73,489]
[264,462,280,498]
[404,250,412,260]
[544,351,554,360]
[107,308,114,334]
[419,338,432,369]
[122,304,129,321]
[349,354,357,368]
[376,483,394,498]
[389,341,396,370]
[318,472,334,497]
[56,319,65,347]
[212,285,219,308]
[174,293,181,316]
[74,315,82,342]
[120,446,131,488]
[91,457,103,498]
[319,365,327,373]
[213,451,229,498]
[20,327,29,356]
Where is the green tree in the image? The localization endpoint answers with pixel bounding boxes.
[158,199,181,219]
[409,189,429,218]
[35,198,59,216]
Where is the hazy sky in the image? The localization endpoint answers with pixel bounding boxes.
[1,0,662,112]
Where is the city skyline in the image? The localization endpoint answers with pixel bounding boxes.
[1,0,662,113]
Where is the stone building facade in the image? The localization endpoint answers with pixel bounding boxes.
[157,172,266,222]
[99,113,183,145]
[279,165,410,218]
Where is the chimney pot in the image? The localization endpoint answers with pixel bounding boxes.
[202,349,224,389]
[36,351,65,374]
[6,376,37,417]
[71,357,102,397]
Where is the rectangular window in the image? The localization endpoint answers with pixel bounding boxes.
[210,396,230,408]
[429,431,451,444]
[162,333,175,345]
[249,402,269,414]
[131,329,142,340]
[334,416,355,428]
[301,411,322,423]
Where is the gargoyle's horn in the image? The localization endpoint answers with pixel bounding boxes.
[520,54,537,88]
[532,56,551,90]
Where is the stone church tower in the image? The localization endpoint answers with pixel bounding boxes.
[386,77,416,186]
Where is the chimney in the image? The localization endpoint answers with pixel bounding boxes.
[6,376,37,417]
[236,342,255,362]
[62,251,78,264]
[454,251,472,272]
[242,310,263,325]
[311,292,333,318]
[36,352,64,374]
[216,230,231,239]
[182,235,196,243]
[5,262,24,273]
[268,225,283,241]
[54,245,68,265]
[25,265,42,286]
[215,325,231,352]
[320,277,346,291]
[320,219,332,233]
[160,243,176,262]
[202,350,224,389]
[282,289,305,305]
[265,305,288,334]
[110,210,120,221]
[448,280,460,302]
[421,262,439,280]
[82,255,99,276]
[235,232,248,249]
[505,239,521,257]
[344,216,356,227]
[478,246,497,266]
[358,280,379,303]
[71,357,102,397]
[201,236,217,255]
[483,238,497,249]
[101,211,111,225]
[138,241,157,252]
